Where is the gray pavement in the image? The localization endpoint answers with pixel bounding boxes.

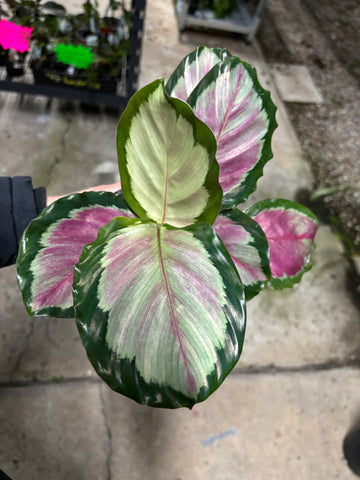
[0,0,359,479]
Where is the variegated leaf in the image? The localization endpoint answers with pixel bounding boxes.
[117,78,222,228]
[165,45,232,101]
[213,209,271,300]
[74,218,246,408]
[17,192,135,317]
[187,57,277,207]
[246,199,319,289]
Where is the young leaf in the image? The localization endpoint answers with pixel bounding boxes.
[74,218,246,409]
[187,57,277,208]
[246,199,319,289]
[165,45,232,101]
[213,209,270,300]
[117,78,222,228]
[17,192,135,318]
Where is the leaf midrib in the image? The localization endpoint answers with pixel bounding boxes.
[161,119,170,224]
[215,70,241,145]
[156,225,196,394]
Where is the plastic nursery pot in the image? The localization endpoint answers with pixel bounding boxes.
[74,26,98,47]
[101,16,119,34]
[0,47,8,67]
[31,56,119,94]
[5,51,26,77]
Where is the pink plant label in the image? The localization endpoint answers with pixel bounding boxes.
[0,19,33,53]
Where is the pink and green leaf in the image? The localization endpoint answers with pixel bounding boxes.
[73,218,246,409]
[16,191,135,318]
[165,45,232,101]
[117,78,222,228]
[187,57,277,208]
[213,209,271,300]
[246,199,319,289]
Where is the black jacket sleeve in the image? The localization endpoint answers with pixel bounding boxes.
[0,177,46,268]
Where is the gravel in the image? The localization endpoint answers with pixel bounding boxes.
[256,0,360,253]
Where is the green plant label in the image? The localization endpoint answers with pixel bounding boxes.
[54,43,94,69]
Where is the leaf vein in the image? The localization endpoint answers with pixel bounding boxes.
[156,225,196,394]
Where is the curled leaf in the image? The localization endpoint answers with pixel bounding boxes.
[188,57,277,207]
[165,45,232,101]
[117,78,222,227]
[213,209,270,299]
[246,199,319,289]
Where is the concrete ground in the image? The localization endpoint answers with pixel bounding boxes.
[0,0,359,479]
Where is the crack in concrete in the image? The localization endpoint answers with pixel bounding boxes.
[45,321,61,350]
[46,118,72,187]
[0,376,102,388]
[11,317,36,380]
[0,357,359,389]
[234,356,360,375]
[99,385,113,480]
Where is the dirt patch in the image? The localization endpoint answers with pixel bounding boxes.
[256,0,360,252]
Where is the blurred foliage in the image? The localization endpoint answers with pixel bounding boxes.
[189,0,238,18]
[2,0,130,79]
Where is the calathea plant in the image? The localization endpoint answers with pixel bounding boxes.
[17,46,318,409]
